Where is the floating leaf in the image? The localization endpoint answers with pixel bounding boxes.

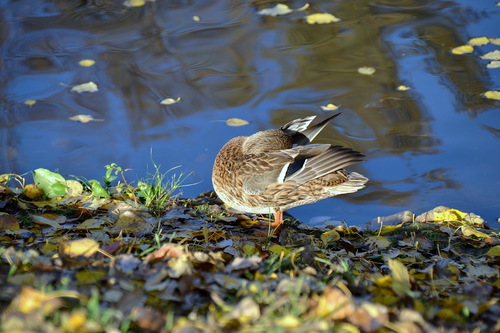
[33,168,67,198]
[258,4,292,16]
[226,118,250,127]
[78,59,95,67]
[481,50,500,60]
[24,100,36,106]
[305,13,341,24]
[484,91,500,100]
[69,114,98,123]
[160,97,181,105]
[489,37,500,45]
[321,103,339,111]
[487,60,500,68]
[123,0,145,7]
[71,81,98,93]
[357,66,376,75]
[451,45,474,55]
[397,85,411,91]
[468,37,489,46]
[192,15,200,22]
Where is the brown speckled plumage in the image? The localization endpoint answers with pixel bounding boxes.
[212,113,368,227]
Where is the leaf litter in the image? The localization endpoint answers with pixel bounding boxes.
[0,171,499,332]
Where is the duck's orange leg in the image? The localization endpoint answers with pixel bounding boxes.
[270,210,283,228]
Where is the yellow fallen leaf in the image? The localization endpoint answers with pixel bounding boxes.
[434,208,467,221]
[160,97,181,105]
[487,60,500,69]
[486,245,500,257]
[193,15,200,22]
[226,118,249,127]
[306,13,341,24]
[468,37,489,46]
[451,45,474,55]
[123,0,145,7]
[321,229,340,244]
[24,100,36,106]
[32,214,65,229]
[397,85,411,91]
[78,59,95,67]
[320,103,339,111]
[69,114,96,123]
[258,4,292,16]
[60,238,99,258]
[388,259,411,297]
[357,66,376,75]
[71,81,98,93]
[481,50,500,60]
[489,38,500,45]
[23,184,44,199]
[276,315,300,328]
[484,90,500,100]
[460,225,489,239]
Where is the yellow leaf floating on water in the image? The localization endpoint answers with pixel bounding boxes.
[60,238,99,258]
[160,97,181,105]
[78,59,95,67]
[484,90,500,100]
[451,45,474,55]
[321,103,339,111]
[487,60,500,68]
[258,4,292,16]
[226,118,250,127]
[397,85,411,91]
[489,38,500,45]
[69,114,100,123]
[468,37,489,46]
[24,99,36,106]
[71,81,98,93]
[123,0,145,7]
[357,66,376,75]
[193,15,200,22]
[481,50,500,60]
[305,13,341,24]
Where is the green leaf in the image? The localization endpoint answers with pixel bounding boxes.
[88,180,110,198]
[32,168,67,198]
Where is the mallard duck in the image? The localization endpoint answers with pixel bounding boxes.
[212,113,368,228]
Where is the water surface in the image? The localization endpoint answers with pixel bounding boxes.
[1,0,499,227]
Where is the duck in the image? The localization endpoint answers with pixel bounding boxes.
[212,113,368,228]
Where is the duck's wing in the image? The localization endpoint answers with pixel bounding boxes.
[281,113,341,145]
[285,145,365,185]
[239,144,331,195]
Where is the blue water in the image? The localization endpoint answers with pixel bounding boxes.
[1,0,499,227]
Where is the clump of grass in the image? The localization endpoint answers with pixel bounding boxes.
[137,157,197,217]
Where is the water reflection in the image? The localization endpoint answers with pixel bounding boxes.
[1,0,498,227]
